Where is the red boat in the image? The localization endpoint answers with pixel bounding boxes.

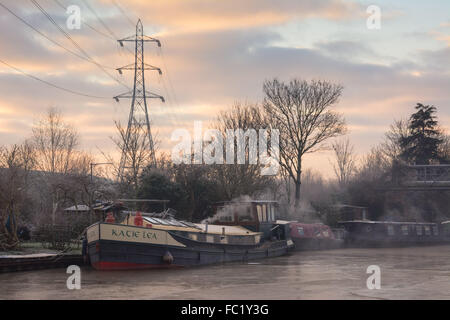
[289,222,344,251]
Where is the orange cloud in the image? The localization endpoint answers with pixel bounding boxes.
[101,0,363,35]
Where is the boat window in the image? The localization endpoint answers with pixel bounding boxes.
[297,226,304,236]
[424,226,431,236]
[416,226,423,236]
[257,205,263,222]
[163,219,178,226]
[151,218,170,226]
[387,225,395,236]
[144,217,159,225]
[262,205,267,222]
[178,221,193,228]
[401,225,409,236]
[219,215,233,222]
[238,209,253,222]
[267,205,273,221]
[313,227,321,237]
[433,226,439,236]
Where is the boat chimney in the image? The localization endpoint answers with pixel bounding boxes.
[134,211,143,226]
[105,212,115,223]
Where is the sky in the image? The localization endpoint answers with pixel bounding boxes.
[0,0,448,178]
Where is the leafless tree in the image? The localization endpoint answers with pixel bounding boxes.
[263,79,346,207]
[380,118,409,162]
[0,142,35,249]
[32,107,79,174]
[356,146,391,182]
[31,107,93,225]
[438,133,450,163]
[104,121,158,196]
[331,138,357,186]
[213,102,276,200]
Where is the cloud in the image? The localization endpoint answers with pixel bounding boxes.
[113,0,363,34]
[0,1,448,177]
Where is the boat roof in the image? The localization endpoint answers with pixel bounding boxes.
[275,220,291,225]
[64,204,90,212]
[339,220,437,225]
[124,211,261,235]
[214,200,278,205]
[291,222,329,227]
[142,216,200,229]
[194,224,261,236]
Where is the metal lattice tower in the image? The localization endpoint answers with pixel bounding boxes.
[114,20,164,182]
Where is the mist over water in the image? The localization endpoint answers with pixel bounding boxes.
[1,246,450,300]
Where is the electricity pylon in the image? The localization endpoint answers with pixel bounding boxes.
[114,19,164,182]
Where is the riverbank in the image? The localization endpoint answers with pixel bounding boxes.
[0,242,83,273]
[0,241,81,257]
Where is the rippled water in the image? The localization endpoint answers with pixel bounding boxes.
[1,245,450,300]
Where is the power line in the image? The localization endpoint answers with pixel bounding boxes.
[111,0,135,28]
[52,0,116,41]
[78,0,135,56]
[0,2,117,70]
[52,0,135,63]
[80,0,119,40]
[0,58,110,99]
[29,0,130,89]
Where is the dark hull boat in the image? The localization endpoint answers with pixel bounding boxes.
[339,220,446,247]
[85,208,293,270]
[289,222,344,251]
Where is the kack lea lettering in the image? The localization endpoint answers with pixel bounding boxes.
[111,228,157,240]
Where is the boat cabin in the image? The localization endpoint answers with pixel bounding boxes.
[210,200,283,240]
[119,210,264,246]
[441,221,450,239]
[339,220,441,245]
[212,200,276,223]
[290,222,337,240]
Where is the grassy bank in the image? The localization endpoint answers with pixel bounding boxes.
[0,241,82,256]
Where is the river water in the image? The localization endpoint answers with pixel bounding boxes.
[1,245,450,300]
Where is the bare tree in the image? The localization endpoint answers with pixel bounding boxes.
[32,107,78,174]
[263,79,346,207]
[356,146,391,182]
[438,133,450,163]
[105,121,158,196]
[331,138,357,186]
[213,102,276,200]
[31,107,91,225]
[381,118,409,162]
[0,142,35,249]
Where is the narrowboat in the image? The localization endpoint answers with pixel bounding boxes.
[339,220,443,247]
[84,200,293,270]
[441,221,450,240]
[289,222,344,250]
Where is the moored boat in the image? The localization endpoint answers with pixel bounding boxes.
[84,200,293,270]
[339,220,445,247]
[289,222,344,250]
